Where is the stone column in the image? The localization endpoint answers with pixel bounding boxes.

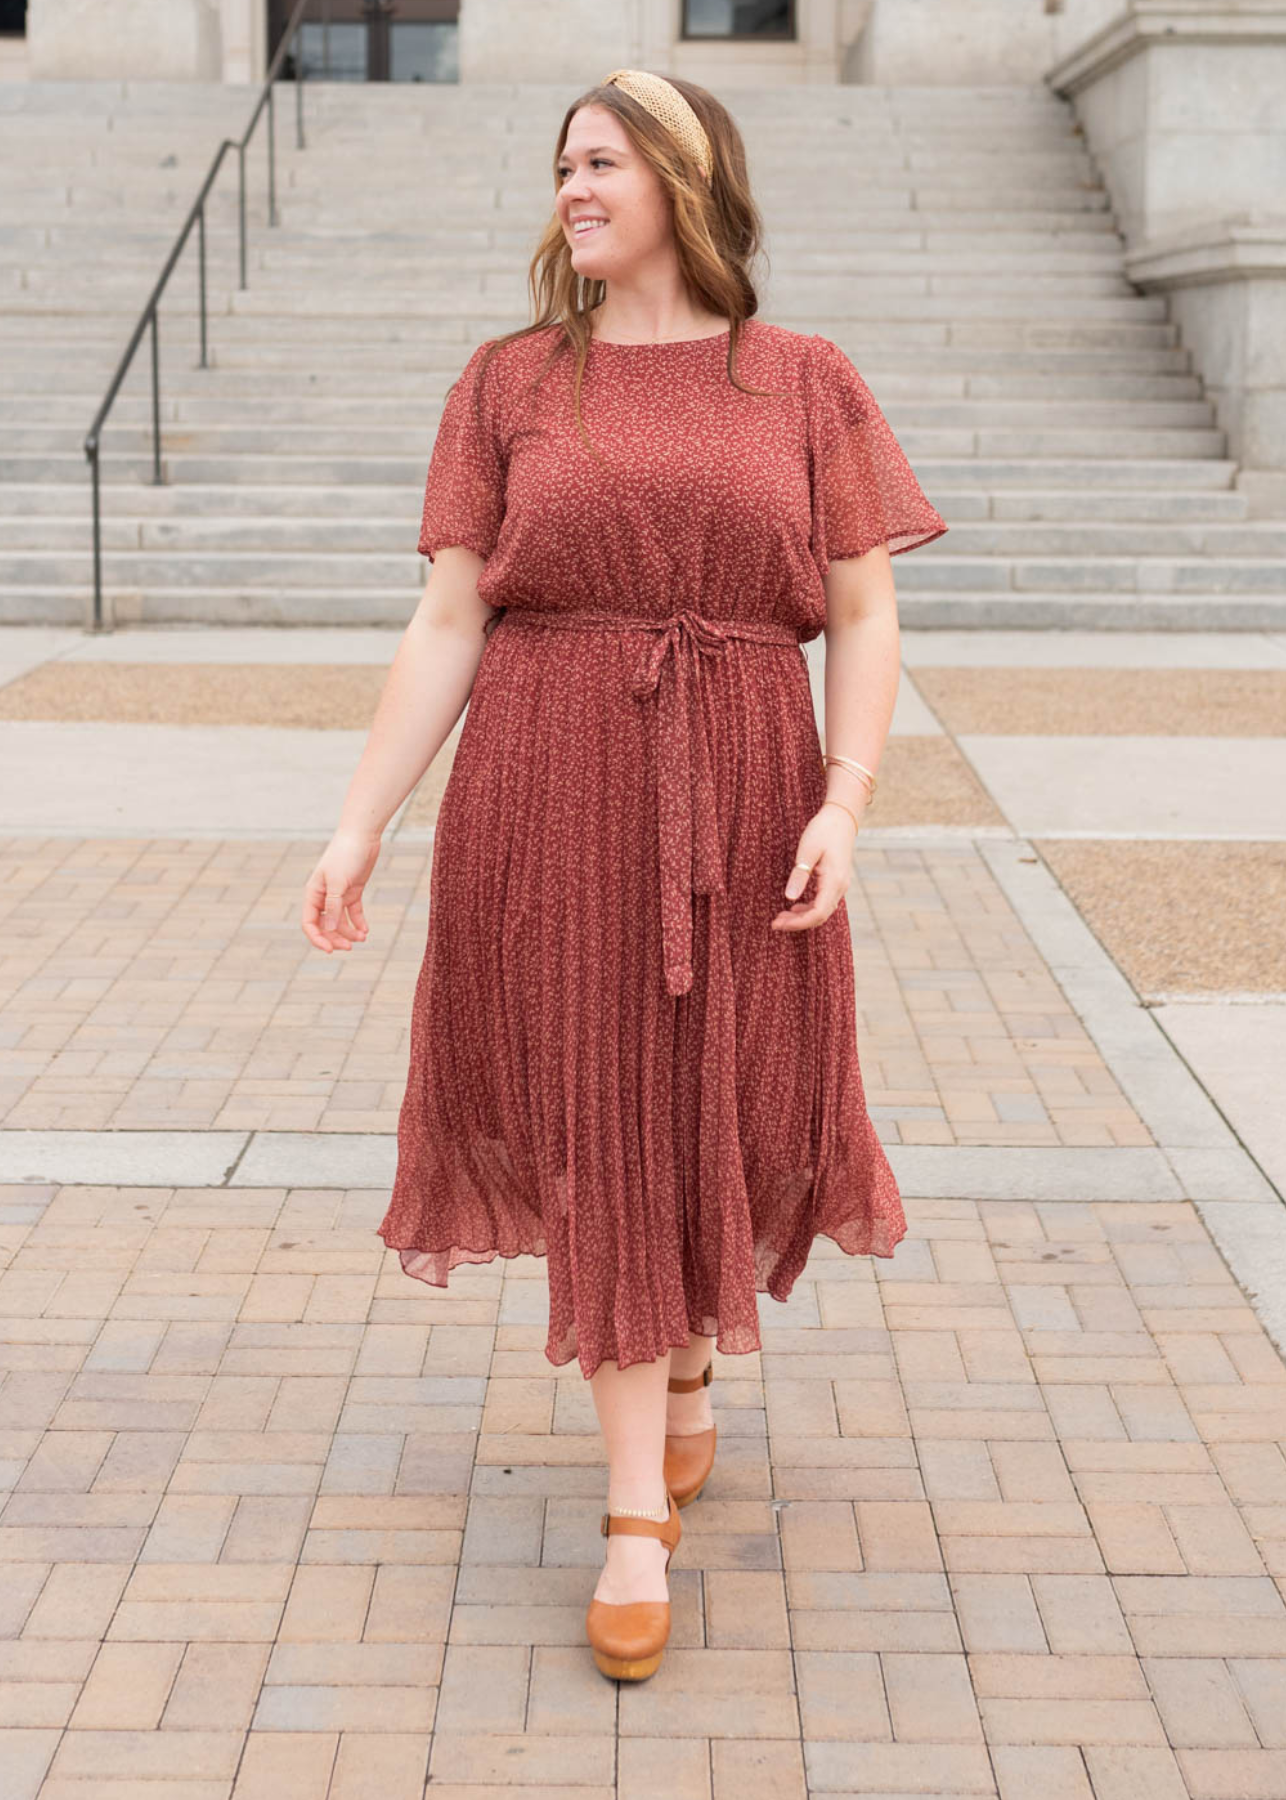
[220,0,266,84]
[28,0,224,80]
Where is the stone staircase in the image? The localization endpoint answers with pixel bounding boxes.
[1,76,1282,628]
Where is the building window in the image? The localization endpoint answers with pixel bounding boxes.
[388,21,456,80]
[296,21,367,80]
[681,0,795,39]
[278,2,459,82]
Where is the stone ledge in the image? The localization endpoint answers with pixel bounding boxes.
[1047,1,1286,98]
[1124,213,1286,286]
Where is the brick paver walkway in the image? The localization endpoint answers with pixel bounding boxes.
[2,1182,1285,1797]
[1,623,1283,1799]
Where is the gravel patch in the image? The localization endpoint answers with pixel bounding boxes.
[911,667,1286,736]
[1034,838,1286,995]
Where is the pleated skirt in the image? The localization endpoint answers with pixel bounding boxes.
[376,605,906,1378]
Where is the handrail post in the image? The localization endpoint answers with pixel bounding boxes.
[295,15,306,150]
[238,140,248,288]
[150,311,163,485]
[267,81,278,228]
[198,202,209,368]
[89,443,103,632]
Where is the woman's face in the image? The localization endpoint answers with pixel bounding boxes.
[555,103,673,279]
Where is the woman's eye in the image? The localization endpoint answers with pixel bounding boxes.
[558,158,611,178]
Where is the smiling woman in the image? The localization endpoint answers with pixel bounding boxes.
[305,65,948,1690]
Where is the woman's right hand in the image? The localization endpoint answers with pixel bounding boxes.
[301,828,380,954]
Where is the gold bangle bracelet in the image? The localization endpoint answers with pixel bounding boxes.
[821,798,861,832]
[823,752,876,797]
[825,750,876,785]
[822,760,875,811]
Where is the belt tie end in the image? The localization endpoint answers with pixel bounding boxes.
[629,612,737,997]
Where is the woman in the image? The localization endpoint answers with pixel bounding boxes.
[301,69,947,1684]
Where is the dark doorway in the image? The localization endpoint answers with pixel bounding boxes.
[270,1,460,82]
[0,0,27,35]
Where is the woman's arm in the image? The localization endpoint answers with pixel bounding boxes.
[772,544,899,932]
[335,546,495,840]
[820,543,900,821]
[300,546,495,953]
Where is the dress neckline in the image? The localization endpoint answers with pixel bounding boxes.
[586,321,743,352]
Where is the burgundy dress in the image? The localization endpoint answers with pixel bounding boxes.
[376,318,948,1379]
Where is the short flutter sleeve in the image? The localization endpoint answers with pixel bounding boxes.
[418,341,507,561]
[805,334,948,572]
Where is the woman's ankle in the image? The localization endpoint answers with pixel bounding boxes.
[605,1487,670,1521]
[668,1337,714,1386]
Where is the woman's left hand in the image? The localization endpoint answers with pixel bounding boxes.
[769,800,862,932]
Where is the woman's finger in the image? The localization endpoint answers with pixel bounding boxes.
[320,879,343,935]
[771,812,852,930]
[300,870,333,951]
[302,869,355,953]
[772,855,844,930]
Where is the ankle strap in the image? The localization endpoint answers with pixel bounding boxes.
[667,1362,712,1394]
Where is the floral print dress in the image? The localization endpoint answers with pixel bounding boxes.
[376,317,948,1378]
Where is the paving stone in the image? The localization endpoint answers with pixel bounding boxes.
[795,1649,891,1741]
[428,1730,616,1784]
[704,1570,791,1648]
[65,1641,183,1729]
[616,1648,799,1738]
[992,1743,1095,1800]
[619,1734,711,1800]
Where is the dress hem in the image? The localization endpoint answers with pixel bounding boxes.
[374,1205,908,1381]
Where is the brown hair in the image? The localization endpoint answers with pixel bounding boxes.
[465,74,787,463]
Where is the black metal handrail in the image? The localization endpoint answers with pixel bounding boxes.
[83,0,314,631]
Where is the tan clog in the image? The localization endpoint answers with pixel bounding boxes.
[585,1491,682,1681]
[664,1361,716,1508]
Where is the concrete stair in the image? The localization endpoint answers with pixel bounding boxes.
[0,34,26,81]
[1,77,1282,628]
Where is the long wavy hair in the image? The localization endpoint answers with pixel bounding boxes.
[465,74,787,463]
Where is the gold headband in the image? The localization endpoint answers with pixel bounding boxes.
[600,68,714,185]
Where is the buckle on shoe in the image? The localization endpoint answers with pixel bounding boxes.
[600,1512,611,1537]
[701,1362,712,1386]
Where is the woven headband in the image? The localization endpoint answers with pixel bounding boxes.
[600,68,714,185]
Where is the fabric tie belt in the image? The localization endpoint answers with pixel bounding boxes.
[499,606,805,997]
